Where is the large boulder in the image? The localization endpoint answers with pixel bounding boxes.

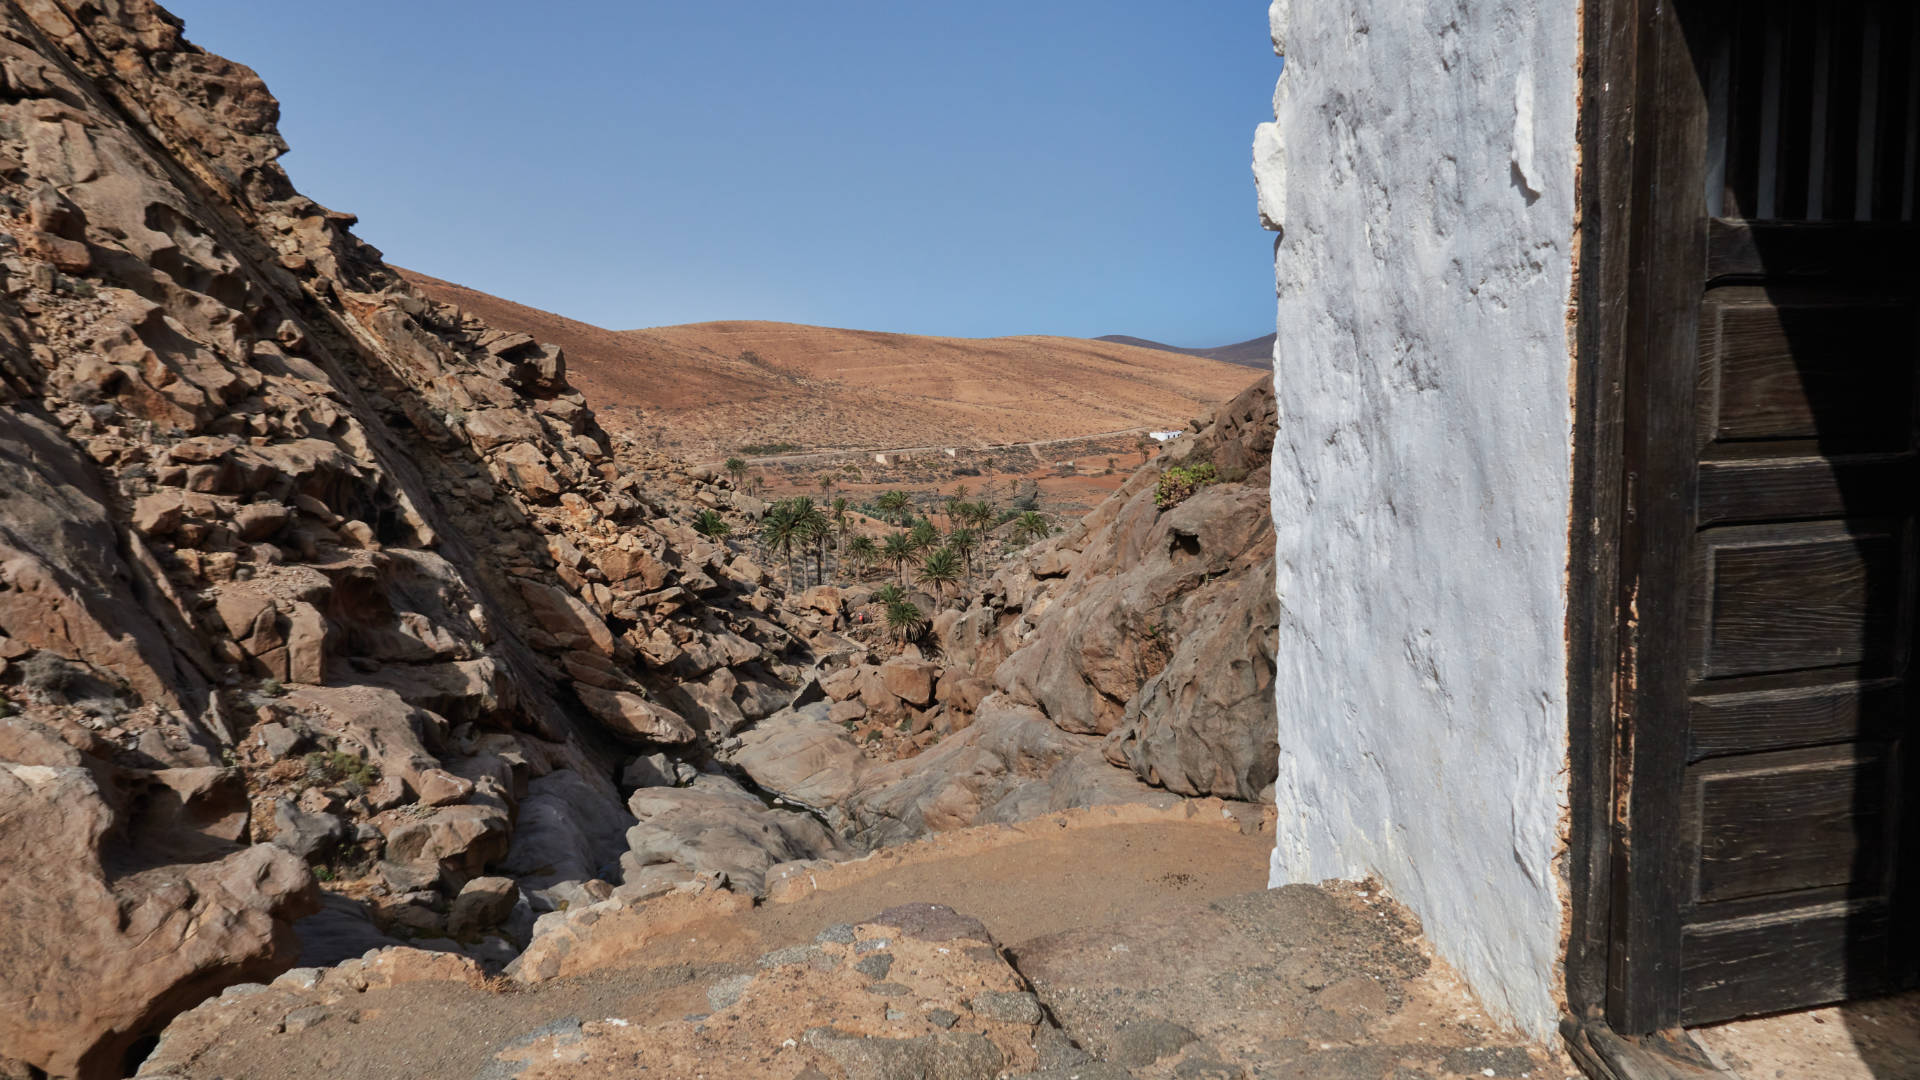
[499,768,633,890]
[0,410,209,717]
[731,702,868,809]
[622,777,847,895]
[0,718,316,1080]
[840,696,1172,848]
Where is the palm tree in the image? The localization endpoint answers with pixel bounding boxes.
[818,473,834,496]
[828,498,851,579]
[907,518,939,554]
[760,501,803,590]
[873,582,906,607]
[947,527,979,587]
[724,457,748,487]
[846,535,878,577]
[883,598,927,647]
[916,547,962,598]
[1136,435,1154,465]
[1014,511,1050,546]
[694,509,731,542]
[790,497,830,586]
[880,532,915,584]
[876,490,911,526]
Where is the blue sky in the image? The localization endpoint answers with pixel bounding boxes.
[163,3,1279,344]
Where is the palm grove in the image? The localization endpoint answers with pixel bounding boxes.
[701,485,1055,650]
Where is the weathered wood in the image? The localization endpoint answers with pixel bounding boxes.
[1708,220,1920,280]
[1697,300,1914,447]
[1679,899,1894,1024]
[1696,454,1913,526]
[1689,676,1902,759]
[1561,1015,1735,1080]
[1607,0,1920,1034]
[1692,522,1901,678]
[1607,0,1715,1034]
[1689,745,1892,902]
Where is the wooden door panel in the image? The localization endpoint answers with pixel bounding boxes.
[1697,300,1915,447]
[1689,745,1892,903]
[1690,677,1904,760]
[1679,899,1893,1026]
[1697,454,1915,526]
[1692,521,1905,679]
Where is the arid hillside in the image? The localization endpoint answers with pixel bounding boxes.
[1098,332,1276,369]
[403,271,1252,460]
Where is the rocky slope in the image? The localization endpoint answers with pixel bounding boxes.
[723,377,1279,847]
[0,4,834,1075]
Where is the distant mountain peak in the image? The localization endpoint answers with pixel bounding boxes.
[1096,333,1274,370]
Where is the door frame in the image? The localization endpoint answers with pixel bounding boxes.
[1563,0,1714,1035]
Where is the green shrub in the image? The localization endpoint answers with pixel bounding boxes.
[303,750,380,790]
[1155,463,1219,509]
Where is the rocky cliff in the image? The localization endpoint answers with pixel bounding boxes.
[0,4,834,1075]
[724,377,1279,847]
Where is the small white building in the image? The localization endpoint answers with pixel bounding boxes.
[1257,0,1919,1066]
[1148,430,1184,443]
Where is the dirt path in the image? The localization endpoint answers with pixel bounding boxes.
[142,814,1572,1080]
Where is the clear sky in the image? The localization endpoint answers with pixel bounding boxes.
[162,2,1279,345]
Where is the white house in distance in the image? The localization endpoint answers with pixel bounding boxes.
[1148,430,1185,443]
[1257,0,1918,1072]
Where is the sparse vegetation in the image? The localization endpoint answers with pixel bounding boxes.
[694,509,732,541]
[724,457,748,486]
[846,534,878,576]
[875,490,912,525]
[1155,463,1219,508]
[302,750,380,790]
[881,532,915,584]
[738,442,802,456]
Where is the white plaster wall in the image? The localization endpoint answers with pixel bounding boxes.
[1254,0,1578,1040]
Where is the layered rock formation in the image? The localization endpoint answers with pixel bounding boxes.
[0,3,826,1073]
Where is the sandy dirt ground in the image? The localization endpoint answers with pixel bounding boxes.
[1692,991,1920,1079]
[143,813,1576,1080]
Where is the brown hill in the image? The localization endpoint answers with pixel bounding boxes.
[402,271,1254,460]
[1097,333,1276,369]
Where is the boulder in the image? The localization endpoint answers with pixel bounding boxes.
[232,500,291,542]
[382,804,511,885]
[623,782,847,895]
[270,798,347,861]
[517,581,614,654]
[620,752,677,789]
[732,703,868,808]
[499,768,633,889]
[446,876,518,939]
[879,657,937,707]
[576,685,696,745]
[0,718,315,1080]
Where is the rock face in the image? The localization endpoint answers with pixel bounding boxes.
[0,4,841,1074]
[0,717,316,1079]
[834,379,1279,843]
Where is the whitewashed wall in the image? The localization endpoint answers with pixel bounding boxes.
[1254,0,1579,1039]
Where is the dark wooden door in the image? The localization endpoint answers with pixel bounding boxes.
[1608,0,1920,1032]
